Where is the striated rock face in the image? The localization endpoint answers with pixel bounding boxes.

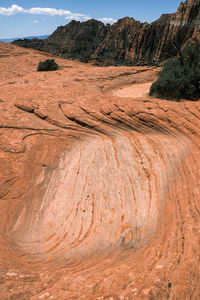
[13,19,109,63]
[0,42,200,299]
[13,0,200,65]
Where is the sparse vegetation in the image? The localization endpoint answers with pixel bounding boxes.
[149,41,200,101]
[37,59,58,72]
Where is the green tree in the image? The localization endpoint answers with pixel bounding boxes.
[149,41,200,101]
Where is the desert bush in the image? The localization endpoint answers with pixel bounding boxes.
[149,41,200,100]
[37,59,58,72]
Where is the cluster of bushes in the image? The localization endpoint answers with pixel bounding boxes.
[37,59,58,72]
[149,41,200,101]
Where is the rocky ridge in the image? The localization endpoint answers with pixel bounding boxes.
[13,0,200,65]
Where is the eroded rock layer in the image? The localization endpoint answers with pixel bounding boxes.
[0,43,200,299]
[13,0,200,65]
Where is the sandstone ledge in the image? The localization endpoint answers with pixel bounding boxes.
[0,43,199,299]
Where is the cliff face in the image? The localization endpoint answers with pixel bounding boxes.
[13,0,200,64]
[43,19,109,62]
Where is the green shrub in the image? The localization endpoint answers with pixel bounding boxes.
[37,59,58,72]
[149,41,200,101]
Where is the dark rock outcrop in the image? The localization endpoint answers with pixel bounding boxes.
[42,19,109,62]
[13,0,200,65]
[13,38,44,50]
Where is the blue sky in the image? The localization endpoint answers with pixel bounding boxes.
[0,0,182,38]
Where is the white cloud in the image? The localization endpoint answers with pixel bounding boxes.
[0,4,90,21]
[98,17,117,24]
[33,20,38,23]
[0,4,117,23]
[65,14,90,21]
[0,4,24,16]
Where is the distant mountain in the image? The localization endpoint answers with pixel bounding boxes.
[0,35,49,43]
[12,0,200,65]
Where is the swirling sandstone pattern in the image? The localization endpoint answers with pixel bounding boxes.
[0,43,199,299]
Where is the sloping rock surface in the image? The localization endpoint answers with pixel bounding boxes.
[0,43,200,299]
[13,0,200,65]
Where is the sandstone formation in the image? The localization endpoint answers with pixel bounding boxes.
[13,0,200,65]
[0,42,200,299]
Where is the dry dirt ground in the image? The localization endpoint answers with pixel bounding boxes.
[0,43,200,300]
